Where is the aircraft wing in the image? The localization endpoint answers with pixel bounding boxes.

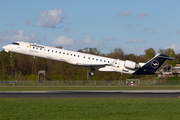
[76,62,108,68]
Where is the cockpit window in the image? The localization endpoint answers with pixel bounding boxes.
[11,42,19,45]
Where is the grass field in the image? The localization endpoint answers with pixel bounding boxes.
[0,98,180,120]
[1,85,180,91]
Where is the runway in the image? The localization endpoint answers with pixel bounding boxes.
[1,90,180,98]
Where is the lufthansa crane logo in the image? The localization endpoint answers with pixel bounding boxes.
[151,60,159,69]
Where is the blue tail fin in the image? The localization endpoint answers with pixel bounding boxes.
[133,54,175,75]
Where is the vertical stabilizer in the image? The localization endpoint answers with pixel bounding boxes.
[133,54,175,75]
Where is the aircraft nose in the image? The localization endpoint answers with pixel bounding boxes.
[2,45,6,50]
[2,46,6,49]
[2,45,8,49]
[2,45,9,52]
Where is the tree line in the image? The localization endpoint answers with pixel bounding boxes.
[0,47,179,81]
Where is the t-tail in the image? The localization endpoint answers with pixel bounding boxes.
[133,54,175,75]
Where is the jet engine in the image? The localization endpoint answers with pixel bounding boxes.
[124,60,141,69]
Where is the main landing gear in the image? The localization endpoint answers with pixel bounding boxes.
[89,67,95,76]
[89,71,95,76]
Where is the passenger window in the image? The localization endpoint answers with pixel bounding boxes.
[104,60,106,62]
[78,55,80,57]
[74,54,76,57]
[67,53,69,55]
[96,59,98,61]
[48,49,50,52]
[55,51,57,53]
[59,52,61,54]
[92,58,94,60]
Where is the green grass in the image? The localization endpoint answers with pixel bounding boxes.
[0,98,180,120]
[1,85,180,91]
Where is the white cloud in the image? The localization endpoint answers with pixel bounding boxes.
[50,35,118,54]
[136,24,140,27]
[137,12,149,19]
[126,23,131,28]
[175,30,180,34]
[77,35,104,48]
[84,35,94,44]
[165,43,180,52]
[101,37,116,42]
[63,28,69,33]
[77,35,97,47]
[0,30,38,42]
[123,46,145,55]
[24,20,31,25]
[51,35,74,46]
[117,11,131,16]
[35,9,65,28]
[152,30,156,34]
[75,35,117,53]
[142,28,151,32]
[43,35,46,40]
[51,34,100,48]
[9,23,16,27]
[127,38,145,44]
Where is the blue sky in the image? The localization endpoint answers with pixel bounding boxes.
[0,0,180,55]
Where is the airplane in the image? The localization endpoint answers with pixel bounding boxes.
[2,41,175,76]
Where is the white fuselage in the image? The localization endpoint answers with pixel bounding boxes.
[2,41,141,74]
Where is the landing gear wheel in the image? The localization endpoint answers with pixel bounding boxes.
[89,71,95,76]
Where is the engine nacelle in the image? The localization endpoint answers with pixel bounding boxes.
[124,60,141,69]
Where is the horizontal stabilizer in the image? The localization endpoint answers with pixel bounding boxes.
[158,54,176,60]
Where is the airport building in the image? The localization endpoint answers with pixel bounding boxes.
[157,64,180,78]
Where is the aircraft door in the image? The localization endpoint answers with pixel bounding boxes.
[22,42,27,52]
